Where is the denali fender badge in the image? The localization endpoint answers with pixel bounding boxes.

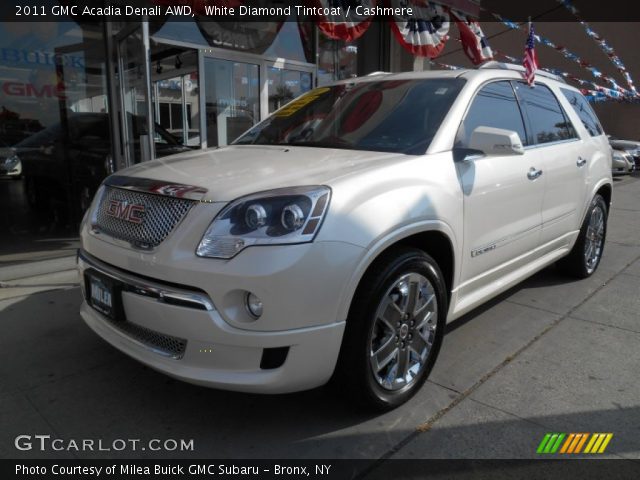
[471,244,497,257]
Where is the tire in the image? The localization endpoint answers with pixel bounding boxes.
[334,247,447,411]
[557,194,608,279]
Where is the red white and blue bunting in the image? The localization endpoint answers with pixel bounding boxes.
[556,0,637,97]
[492,13,634,99]
[313,0,376,42]
[450,9,492,65]
[389,1,450,58]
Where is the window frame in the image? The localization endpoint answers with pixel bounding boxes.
[512,81,580,149]
[559,87,604,138]
[456,79,531,149]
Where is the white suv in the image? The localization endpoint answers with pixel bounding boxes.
[78,63,612,410]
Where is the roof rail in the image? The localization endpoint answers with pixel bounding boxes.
[366,71,391,76]
[478,61,566,83]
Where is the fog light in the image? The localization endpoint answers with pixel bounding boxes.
[246,292,263,318]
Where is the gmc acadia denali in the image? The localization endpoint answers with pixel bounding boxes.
[78,63,612,410]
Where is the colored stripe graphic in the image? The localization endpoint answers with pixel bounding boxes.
[538,433,613,454]
[537,433,565,454]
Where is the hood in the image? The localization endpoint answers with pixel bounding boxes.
[115,145,401,202]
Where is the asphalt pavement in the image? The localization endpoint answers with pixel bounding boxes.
[1,174,639,463]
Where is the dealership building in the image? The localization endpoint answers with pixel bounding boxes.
[0,0,637,264]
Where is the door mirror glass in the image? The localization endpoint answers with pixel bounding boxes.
[466,126,525,157]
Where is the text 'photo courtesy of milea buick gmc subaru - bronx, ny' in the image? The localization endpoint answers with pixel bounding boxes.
[78,63,612,411]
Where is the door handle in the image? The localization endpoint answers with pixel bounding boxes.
[527,167,543,180]
[577,157,588,167]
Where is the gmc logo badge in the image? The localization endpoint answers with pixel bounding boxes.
[106,200,145,224]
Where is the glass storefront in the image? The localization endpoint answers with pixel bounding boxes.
[0,14,383,264]
[204,58,260,147]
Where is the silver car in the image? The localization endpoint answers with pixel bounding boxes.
[612,149,635,175]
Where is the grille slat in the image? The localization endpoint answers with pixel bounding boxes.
[94,187,194,248]
[105,315,187,359]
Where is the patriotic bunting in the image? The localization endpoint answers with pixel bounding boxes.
[389,1,450,58]
[492,13,634,98]
[313,0,376,41]
[450,10,493,65]
[556,0,637,96]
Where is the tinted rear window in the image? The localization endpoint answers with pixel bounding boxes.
[561,88,604,137]
[514,83,577,145]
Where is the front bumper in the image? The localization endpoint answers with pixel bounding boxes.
[78,251,346,393]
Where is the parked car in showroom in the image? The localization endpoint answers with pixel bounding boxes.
[18,112,190,227]
[0,140,21,179]
[78,63,612,410]
[612,149,635,175]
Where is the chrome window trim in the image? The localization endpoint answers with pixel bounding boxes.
[523,137,582,151]
[78,250,215,312]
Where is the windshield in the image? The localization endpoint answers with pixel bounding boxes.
[234,78,465,155]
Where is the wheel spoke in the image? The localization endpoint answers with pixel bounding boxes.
[379,298,402,330]
[397,347,410,381]
[414,293,435,317]
[411,331,429,355]
[371,336,398,372]
[403,281,419,315]
[414,310,434,331]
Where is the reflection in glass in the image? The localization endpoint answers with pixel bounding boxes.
[204,58,260,146]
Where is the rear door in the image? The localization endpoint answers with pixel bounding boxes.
[456,81,545,296]
[513,82,588,248]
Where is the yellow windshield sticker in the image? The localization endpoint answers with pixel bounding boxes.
[273,87,330,117]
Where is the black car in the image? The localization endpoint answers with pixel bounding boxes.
[13,113,189,226]
[16,112,191,227]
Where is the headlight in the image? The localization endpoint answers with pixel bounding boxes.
[196,186,331,259]
[4,154,19,170]
[613,153,624,161]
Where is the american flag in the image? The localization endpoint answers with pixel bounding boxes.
[523,22,538,85]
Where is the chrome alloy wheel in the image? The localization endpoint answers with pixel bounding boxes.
[584,204,605,274]
[369,273,438,391]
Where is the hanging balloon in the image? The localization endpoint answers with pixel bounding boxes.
[389,1,450,58]
[313,0,376,42]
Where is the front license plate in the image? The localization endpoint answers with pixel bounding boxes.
[86,271,123,321]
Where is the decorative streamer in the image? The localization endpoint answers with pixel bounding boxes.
[491,13,634,98]
[556,0,637,96]
[486,45,626,101]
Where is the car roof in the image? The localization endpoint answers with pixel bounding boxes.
[330,62,576,92]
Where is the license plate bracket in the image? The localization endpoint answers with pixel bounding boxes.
[85,270,125,322]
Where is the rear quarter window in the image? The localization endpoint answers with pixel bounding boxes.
[560,88,604,137]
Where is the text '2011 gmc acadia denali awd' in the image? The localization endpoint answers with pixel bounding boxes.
[78,63,612,410]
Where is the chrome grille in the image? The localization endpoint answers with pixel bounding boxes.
[94,186,195,249]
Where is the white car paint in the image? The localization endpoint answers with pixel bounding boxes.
[78,66,612,394]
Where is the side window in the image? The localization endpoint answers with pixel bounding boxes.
[457,81,528,148]
[514,83,578,145]
[560,88,604,137]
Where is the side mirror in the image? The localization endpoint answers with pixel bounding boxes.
[467,126,525,157]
